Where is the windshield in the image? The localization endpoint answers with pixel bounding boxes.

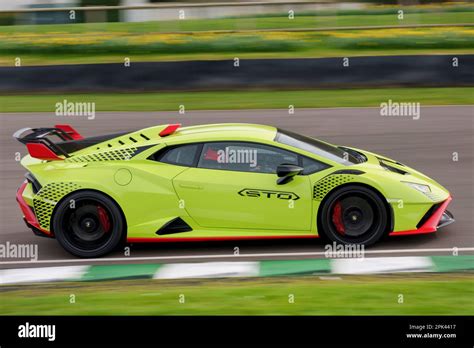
[274,129,359,165]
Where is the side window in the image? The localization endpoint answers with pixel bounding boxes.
[301,156,329,175]
[153,144,199,167]
[197,142,298,174]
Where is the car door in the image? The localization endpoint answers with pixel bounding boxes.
[172,141,314,231]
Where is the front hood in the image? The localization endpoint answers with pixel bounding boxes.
[342,146,450,201]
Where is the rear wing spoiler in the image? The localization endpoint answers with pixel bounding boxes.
[13,124,83,161]
[13,123,181,161]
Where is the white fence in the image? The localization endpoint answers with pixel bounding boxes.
[0,1,365,23]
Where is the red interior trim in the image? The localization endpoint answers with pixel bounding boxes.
[204,148,219,161]
[389,195,452,236]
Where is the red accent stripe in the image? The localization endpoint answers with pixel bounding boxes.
[389,228,435,236]
[389,195,452,236]
[26,143,62,161]
[127,235,319,243]
[159,124,181,137]
[55,124,83,140]
[16,180,52,236]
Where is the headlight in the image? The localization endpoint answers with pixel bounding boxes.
[402,182,431,193]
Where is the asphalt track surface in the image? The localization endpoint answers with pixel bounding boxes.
[0,106,473,268]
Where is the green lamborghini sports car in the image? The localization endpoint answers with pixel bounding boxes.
[14,123,454,257]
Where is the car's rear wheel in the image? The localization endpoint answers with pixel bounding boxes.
[52,191,125,258]
[319,185,388,246]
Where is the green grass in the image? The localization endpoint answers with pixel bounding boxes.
[1,88,472,113]
[1,274,473,315]
[0,8,472,65]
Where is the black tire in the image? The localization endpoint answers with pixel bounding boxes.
[319,185,388,246]
[52,190,125,258]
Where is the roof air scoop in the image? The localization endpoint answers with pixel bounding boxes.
[159,124,181,137]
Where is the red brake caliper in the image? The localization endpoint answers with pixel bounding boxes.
[332,201,345,235]
[97,205,111,233]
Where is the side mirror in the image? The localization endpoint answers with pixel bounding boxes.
[276,164,303,185]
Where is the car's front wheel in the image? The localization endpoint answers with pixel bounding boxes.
[52,190,125,258]
[319,185,388,246]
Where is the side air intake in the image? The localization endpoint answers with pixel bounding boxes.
[156,217,192,235]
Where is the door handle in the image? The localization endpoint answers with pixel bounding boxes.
[179,183,203,190]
